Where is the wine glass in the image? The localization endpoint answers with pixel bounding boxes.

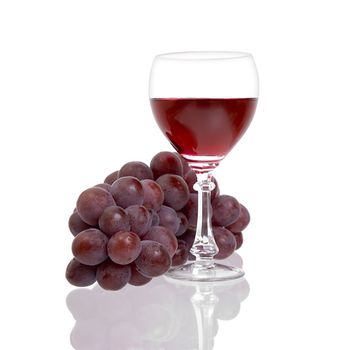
[149,51,258,282]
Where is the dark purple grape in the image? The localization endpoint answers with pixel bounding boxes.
[141,179,164,211]
[233,232,243,250]
[119,161,154,180]
[213,226,237,259]
[104,170,119,185]
[226,204,250,232]
[156,174,190,210]
[181,229,196,253]
[125,205,152,237]
[150,151,183,179]
[134,240,171,277]
[110,176,144,208]
[98,206,130,237]
[182,193,198,229]
[157,205,180,233]
[96,260,131,291]
[129,263,152,286]
[184,170,219,199]
[176,212,188,236]
[209,177,220,200]
[212,195,241,227]
[65,258,97,287]
[173,152,191,174]
[143,226,178,257]
[72,228,108,266]
[184,170,197,193]
[171,240,189,266]
[107,231,141,265]
[68,211,91,236]
[150,210,160,226]
[76,187,116,226]
[94,183,111,192]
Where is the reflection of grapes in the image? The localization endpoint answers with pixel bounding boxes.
[72,229,108,266]
[65,258,96,287]
[135,241,171,277]
[96,259,131,291]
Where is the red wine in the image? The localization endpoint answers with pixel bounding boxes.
[150,98,257,159]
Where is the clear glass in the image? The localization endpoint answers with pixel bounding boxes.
[149,51,258,282]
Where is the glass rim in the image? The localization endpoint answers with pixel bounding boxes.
[154,51,253,61]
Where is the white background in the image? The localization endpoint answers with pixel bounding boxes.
[1,0,349,349]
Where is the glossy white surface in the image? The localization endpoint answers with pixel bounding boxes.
[1,1,350,349]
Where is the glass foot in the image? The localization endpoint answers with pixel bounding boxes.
[165,261,244,282]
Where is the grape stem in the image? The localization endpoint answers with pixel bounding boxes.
[190,171,219,267]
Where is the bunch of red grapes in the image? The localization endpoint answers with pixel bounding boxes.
[66,151,250,291]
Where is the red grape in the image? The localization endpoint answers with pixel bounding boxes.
[212,195,241,227]
[173,152,191,174]
[110,176,144,208]
[226,204,250,232]
[72,228,108,266]
[157,205,180,233]
[107,231,141,265]
[156,174,190,210]
[150,210,160,226]
[141,179,164,211]
[171,240,189,266]
[68,211,91,236]
[182,193,198,229]
[104,170,119,185]
[94,183,111,192]
[150,151,183,179]
[233,232,243,249]
[176,211,188,236]
[180,229,196,252]
[134,240,171,277]
[65,258,96,287]
[119,161,154,180]
[98,206,130,237]
[129,263,152,286]
[96,260,131,291]
[143,226,178,257]
[76,187,115,226]
[125,205,152,237]
[213,226,237,259]
[184,170,197,193]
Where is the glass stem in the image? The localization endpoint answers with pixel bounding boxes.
[190,171,219,266]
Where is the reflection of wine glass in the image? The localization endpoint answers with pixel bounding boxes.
[67,254,249,350]
[149,51,258,281]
